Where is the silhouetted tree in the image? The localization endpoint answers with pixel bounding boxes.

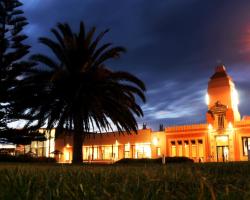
[11,22,146,163]
[0,128,45,145]
[0,0,31,131]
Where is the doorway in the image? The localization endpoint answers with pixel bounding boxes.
[216,146,229,162]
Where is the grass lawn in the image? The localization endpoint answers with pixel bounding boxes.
[0,162,250,200]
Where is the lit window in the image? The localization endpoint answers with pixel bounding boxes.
[178,141,182,156]
[218,115,224,129]
[171,141,176,157]
[83,146,92,160]
[124,143,130,158]
[198,140,204,158]
[216,136,228,146]
[134,143,151,158]
[102,146,112,160]
[191,140,196,158]
[156,147,161,156]
[113,146,119,160]
[93,147,98,160]
[125,143,130,151]
[99,145,119,160]
[124,152,130,158]
[83,146,99,160]
[65,151,70,161]
[242,137,250,156]
[184,140,189,157]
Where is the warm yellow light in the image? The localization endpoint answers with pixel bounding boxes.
[219,136,228,142]
[152,137,159,146]
[232,88,239,106]
[66,144,70,148]
[208,124,213,130]
[125,143,130,152]
[228,122,233,130]
[115,140,119,146]
[205,93,210,105]
[216,136,229,146]
[65,151,70,161]
[135,143,151,158]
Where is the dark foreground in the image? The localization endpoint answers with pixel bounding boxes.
[0,162,250,200]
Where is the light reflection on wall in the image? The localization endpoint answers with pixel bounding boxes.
[206,93,210,105]
[232,88,239,108]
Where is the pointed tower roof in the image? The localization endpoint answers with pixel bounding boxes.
[210,65,231,80]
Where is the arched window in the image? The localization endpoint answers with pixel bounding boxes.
[218,114,224,129]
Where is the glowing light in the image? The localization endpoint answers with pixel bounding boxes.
[115,140,119,146]
[66,144,70,148]
[218,136,228,143]
[125,143,130,151]
[152,137,159,146]
[232,88,239,106]
[228,122,233,130]
[205,93,210,105]
[135,143,151,158]
[208,124,213,130]
[65,151,70,161]
[0,144,16,149]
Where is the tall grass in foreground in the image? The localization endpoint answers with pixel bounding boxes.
[0,162,250,199]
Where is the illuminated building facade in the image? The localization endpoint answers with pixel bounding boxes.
[54,65,250,163]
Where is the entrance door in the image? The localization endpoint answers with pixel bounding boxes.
[216,146,229,162]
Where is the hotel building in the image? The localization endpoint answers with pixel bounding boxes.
[30,65,250,162]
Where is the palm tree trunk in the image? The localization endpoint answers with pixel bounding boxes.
[72,116,83,164]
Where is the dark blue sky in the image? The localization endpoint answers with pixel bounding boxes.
[21,0,250,130]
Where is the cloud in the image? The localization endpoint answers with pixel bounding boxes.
[18,0,250,130]
[137,79,208,129]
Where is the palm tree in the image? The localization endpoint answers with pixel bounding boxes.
[11,22,146,163]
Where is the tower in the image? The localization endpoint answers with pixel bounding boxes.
[206,65,240,129]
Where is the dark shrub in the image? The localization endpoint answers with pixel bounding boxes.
[164,156,194,163]
[35,157,56,163]
[0,154,56,163]
[115,158,157,164]
[115,157,194,164]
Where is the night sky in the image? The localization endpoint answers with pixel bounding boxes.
[21,0,250,130]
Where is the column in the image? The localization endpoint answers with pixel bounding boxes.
[196,139,199,162]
